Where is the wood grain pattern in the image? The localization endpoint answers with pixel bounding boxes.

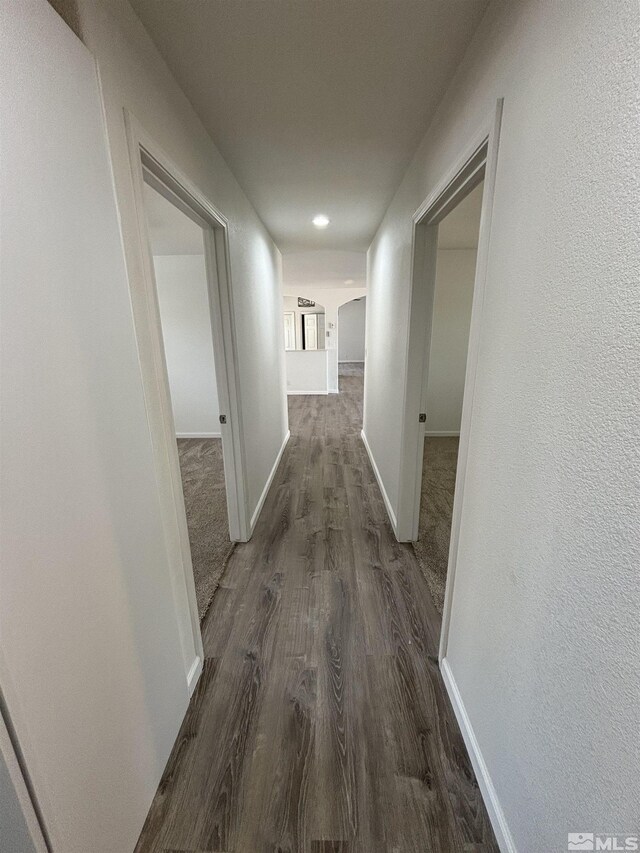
[135,364,498,853]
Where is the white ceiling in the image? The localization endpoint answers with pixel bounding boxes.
[438,180,484,250]
[129,0,489,253]
[283,251,366,290]
[143,181,205,255]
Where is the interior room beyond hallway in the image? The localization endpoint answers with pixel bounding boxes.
[143,179,233,620]
[413,180,483,613]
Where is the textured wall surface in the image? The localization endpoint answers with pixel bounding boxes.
[364,1,640,850]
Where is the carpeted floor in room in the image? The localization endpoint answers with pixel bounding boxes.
[177,437,234,621]
[412,435,459,614]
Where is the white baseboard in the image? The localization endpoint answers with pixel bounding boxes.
[286,390,328,396]
[360,429,398,536]
[186,655,203,696]
[338,359,365,363]
[440,657,516,853]
[176,432,221,439]
[425,430,460,437]
[250,429,290,532]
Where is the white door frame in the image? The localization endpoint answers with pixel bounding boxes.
[396,100,503,663]
[124,112,250,691]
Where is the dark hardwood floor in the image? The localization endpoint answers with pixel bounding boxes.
[135,363,498,853]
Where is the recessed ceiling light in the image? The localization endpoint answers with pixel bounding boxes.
[312,214,330,229]
[344,279,354,285]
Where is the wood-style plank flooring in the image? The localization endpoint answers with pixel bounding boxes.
[135,363,498,853]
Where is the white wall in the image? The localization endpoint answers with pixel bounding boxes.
[425,251,476,433]
[78,0,287,528]
[364,1,640,850]
[1,1,287,851]
[285,350,328,394]
[2,3,189,850]
[153,254,220,436]
[338,297,366,362]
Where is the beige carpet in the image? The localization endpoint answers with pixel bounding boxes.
[412,436,459,614]
[177,437,235,621]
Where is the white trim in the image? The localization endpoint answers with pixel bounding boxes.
[176,432,221,438]
[135,120,249,541]
[123,111,255,693]
[360,429,398,536]
[387,100,503,665]
[286,390,329,396]
[438,101,504,662]
[338,359,365,363]
[186,656,203,697]
[441,658,517,853]
[425,430,460,437]
[249,430,290,532]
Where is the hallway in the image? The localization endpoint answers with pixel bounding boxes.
[4,3,637,850]
[136,364,498,853]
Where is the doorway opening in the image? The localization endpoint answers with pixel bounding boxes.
[141,177,233,623]
[395,101,502,664]
[125,116,250,691]
[338,296,366,389]
[412,181,483,615]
